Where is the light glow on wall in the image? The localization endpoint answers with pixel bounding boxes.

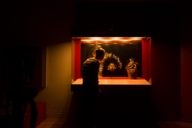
[79,37,144,44]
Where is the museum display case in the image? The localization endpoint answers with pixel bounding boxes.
[71,37,152,90]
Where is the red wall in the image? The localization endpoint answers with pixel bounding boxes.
[181,41,192,122]
[73,38,81,80]
[142,37,152,80]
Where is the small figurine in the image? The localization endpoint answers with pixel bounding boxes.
[107,63,116,71]
[126,58,138,79]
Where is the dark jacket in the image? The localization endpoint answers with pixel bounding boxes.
[82,58,100,94]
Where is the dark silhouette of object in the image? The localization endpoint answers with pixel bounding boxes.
[81,46,105,128]
[1,47,40,128]
[82,46,105,94]
[11,86,38,128]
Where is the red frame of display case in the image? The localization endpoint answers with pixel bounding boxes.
[72,37,151,81]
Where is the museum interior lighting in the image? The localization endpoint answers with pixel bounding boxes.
[80,37,143,43]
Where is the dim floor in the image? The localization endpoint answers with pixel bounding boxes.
[37,90,158,128]
[36,118,192,128]
[37,118,65,128]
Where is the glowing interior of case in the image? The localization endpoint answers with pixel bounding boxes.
[72,37,152,86]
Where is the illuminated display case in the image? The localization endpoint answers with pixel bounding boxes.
[71,37,152,88]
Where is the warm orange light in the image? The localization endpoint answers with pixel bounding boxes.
[90,37,102,40]
[79,37,143,44]
[111,37,122,40]
[80,37,143,43]
[81,37,110,42]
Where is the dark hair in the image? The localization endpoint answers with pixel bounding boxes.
[95,48,105,60]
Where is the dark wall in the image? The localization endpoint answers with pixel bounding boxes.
[151,38,181,120]
[181,40,192,122]
[0,46,44,124]
[4,1,74,46]
[72,2,179,37]
[73,2,181,121]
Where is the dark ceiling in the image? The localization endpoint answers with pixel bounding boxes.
[3,0,189,45]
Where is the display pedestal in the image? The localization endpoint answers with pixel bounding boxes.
[71,77,151,92]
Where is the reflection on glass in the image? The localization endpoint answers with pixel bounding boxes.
[81,42,142,78]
